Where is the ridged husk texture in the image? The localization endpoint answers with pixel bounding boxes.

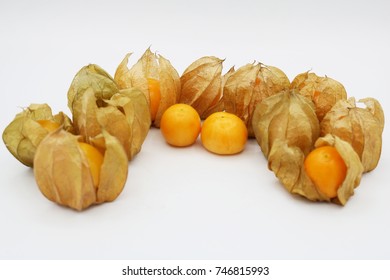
[321,97,385,172]
[2,103,73,167]
[224,63,290,137]
[252,90,320,158]
[34,129,128,211]
[114,48,181,127]
[180,56,224,119]
[268,134,363,205]
[291,71,347,121]
[68,64,151,160]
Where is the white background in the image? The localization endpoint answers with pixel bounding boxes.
[0,0,389,260]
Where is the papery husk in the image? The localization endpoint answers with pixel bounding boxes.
[202,66,235,118]
[67,64,118,112]
[224,63,290,137]
[260,65,291,95]
[291,71,347,121]
[114,48,181,127]
[179,56,223,118]
[268,134,363,205]
[101,88,151,159]
[33,129,128,211]
[2,103,73,167]
[72,87,150,160]
[252,90,320,158]
[320,97,384,172]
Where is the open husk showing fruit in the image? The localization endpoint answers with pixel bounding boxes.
[252,90,365,205]
[2,103,73,167]
[68,64,151,160]
[34,129,128,211]
[268,134,363,205]
[320,97,385,172]
[114,48,181,127]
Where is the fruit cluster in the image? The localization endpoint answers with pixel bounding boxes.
[2,48,385,210]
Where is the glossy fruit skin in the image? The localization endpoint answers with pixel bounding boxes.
[147,78,161,121]
[304,146,347,198]
[78,142,104,188]
[36,120,60,132]
[201,112,248,155]
[160,104,201,147]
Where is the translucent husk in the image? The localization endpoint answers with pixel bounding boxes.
[33,129,128,211]
[251,90,320,158]
[201,66,235,119]
[268,134,364,205]
[320,97,385,172]
[224,63,290,137]
[179,56,224,118]
[290,71,347,121]
[71,87,151,160]
[114,48,181,127]
[68,64,151,160]
[2,103,73,167]
[67,64,118,113]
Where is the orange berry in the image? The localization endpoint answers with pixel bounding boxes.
[304,146,347,198]
[201,112,248,155]
[160,104,201,147]
[36,120,60,132]
[78,142,104,188]
[147,78,161,121]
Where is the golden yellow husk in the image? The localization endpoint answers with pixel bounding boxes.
[179,56,224,118]
[224,63,290,137]
[114,48,181,127]
[68,65,151,160]
[33,129,128,211]
[2,103,73,167]
[252,90,320,158]
[290,71,347,121]
[321,97,385,172]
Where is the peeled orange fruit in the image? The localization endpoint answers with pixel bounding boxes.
[201,112,247,155]
[304,146,347,198]
[160,104,201,147]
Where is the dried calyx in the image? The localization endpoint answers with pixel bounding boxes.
[68,64,151,160]
[321,97,385,172]
[2,103,73,167]
[34,129,128,211]
[223,63,290,137]
[114,48,181,127]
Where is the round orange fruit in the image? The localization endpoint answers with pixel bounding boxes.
[201,112,248,155]
[160,104,201,147]
[304,146,347,198]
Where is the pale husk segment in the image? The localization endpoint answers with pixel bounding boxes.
[68,64,118,112]
[268,134,364,205]
[252,90,320,158]
[102,89,151,159]
[291,71,347,121]
[320,97,385,172]
[69,64,151,160]
[224,63,290,137]
[33,129,129,210]
[34,130,96,210]
[2,104,73,167]
[96,130,128,203]
[180,56,223,118]
[114,49,180,127]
